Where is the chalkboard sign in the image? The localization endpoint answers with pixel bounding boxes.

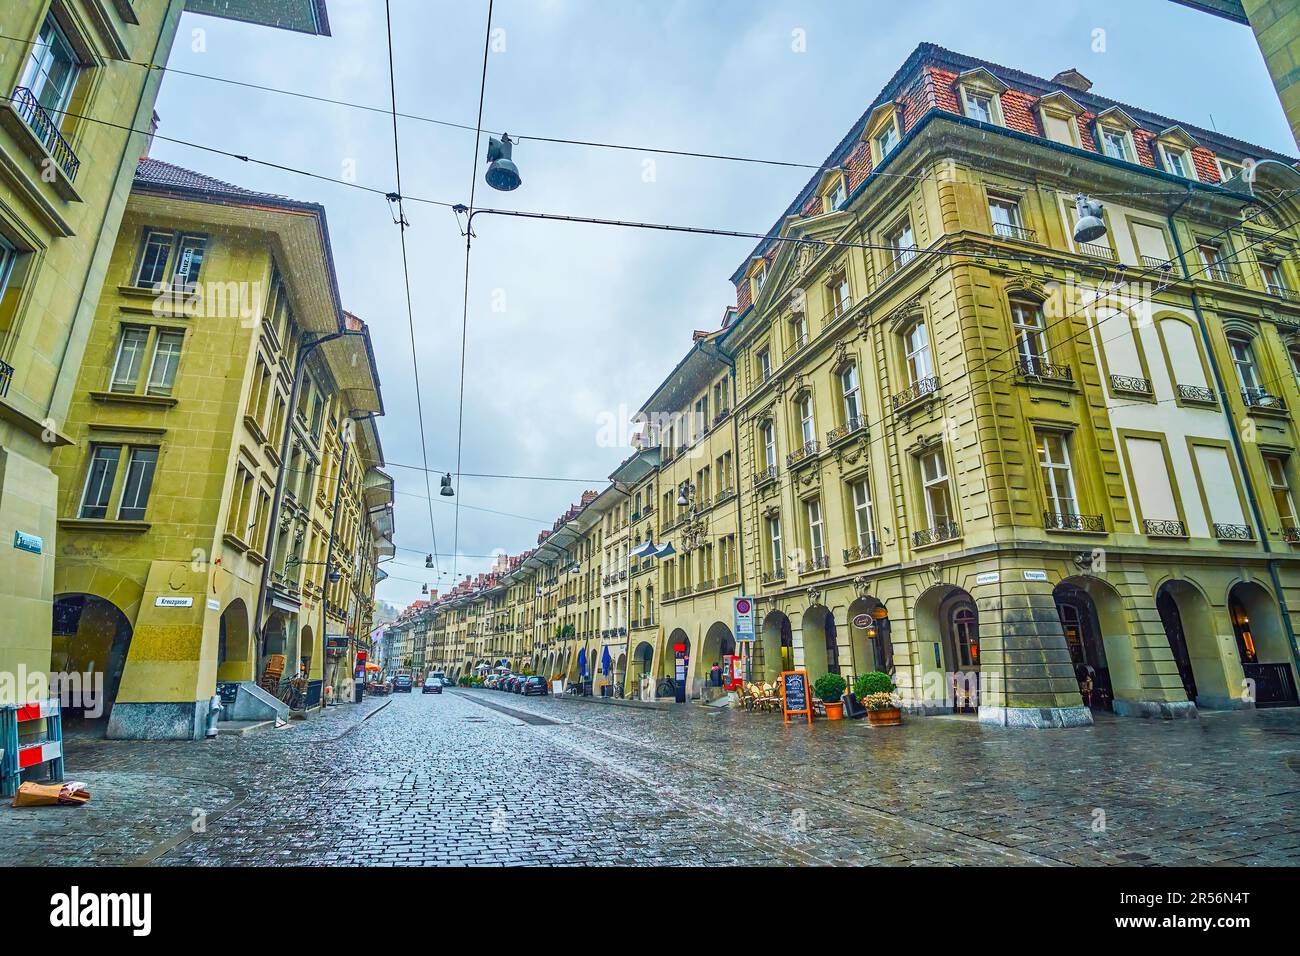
[781,670,813,724]
[216,682,239,706]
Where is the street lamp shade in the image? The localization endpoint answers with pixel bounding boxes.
[485,134,522,191]
[440,472,455,497]
[327,567,342,585]
[1072,194,1107,243]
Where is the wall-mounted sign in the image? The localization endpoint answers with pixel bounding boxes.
[155,596,193,608]
[13,531,42,555]
[852,613,871,629]
[1023,570,1049,582]
[781,670,813,724]
[733,597,756,642]
[975,571,1000,585]
[206,598,221,611]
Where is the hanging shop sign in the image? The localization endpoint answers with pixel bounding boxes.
[781,669,813,724]
[852,613,871,629]
[733,597,756,643]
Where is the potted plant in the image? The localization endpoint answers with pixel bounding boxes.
[814,673,848,720]
[855,671,902,726]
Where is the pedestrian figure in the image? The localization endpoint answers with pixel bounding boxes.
[710,661,721,687]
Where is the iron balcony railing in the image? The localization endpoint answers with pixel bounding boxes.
[786,440,819,468]
[827,416,866,444]
[1202,262,1243,285]
[753,464,778,488]
[1265,283,1299,302]
[1015,355,1072,383]
[1177,383,1216,404]
[1242,388,1287,413]
[828,298,853,320]
[11,86,80,182]
[886,246,918,274]
[912,521,960,547]
[1144,518,1187,538]
[762,566,786,584]
[891,375,939,410]
[798,555,830,573]
[0,358,13,398]
[1044,511,1105,532]
[783,334,809,362]
[1213,523,1253,541]
[1109,373,1151,396]
[992,222,1036,242]
[843,539,882,562]
[1077,241,1115,260]
[1283,526,1300,544]
[1141,254,1175,272]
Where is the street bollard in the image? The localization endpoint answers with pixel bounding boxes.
[205,694,223,738]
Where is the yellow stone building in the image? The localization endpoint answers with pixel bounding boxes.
[48,158,389,737]
[428,44,1300,729]
[0,0,331,705]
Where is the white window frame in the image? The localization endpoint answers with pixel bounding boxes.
[79,445,121,520]
[1161,144,1197,180]
[962,88,996,124]
[21,15,80,119]
[1011,300,1049,368]
[1266,456,1297,526]
[851,478,876,549]
[758,347,772,382]
[1037,432,1078,517]
[1228,335,1262,393]
[887,220,916,269]
[988,197,1023,239]
[841,364,860,424]
[145,329,184,397]
[806,498,825,565]
[762,421,777,470]
[904,319,933,385]
[768,515,783,571]
[0,237,18,302]
[798,394,815,447]
[109,327,150,393]
[875,122,899,160]
[1098,126,1133,163]
[920,448,953,529]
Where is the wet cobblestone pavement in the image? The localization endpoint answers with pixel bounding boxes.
[3,691,1299,866]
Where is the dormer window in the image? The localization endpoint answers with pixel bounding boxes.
[1036,91,1085,148]
[1099,127,1132,162]
[1156,127,1201,182]
[954,68,1007,128]
[825,178,847,213]
[876,124,899,158]
[1217,157,1245,182]
[964,90,994,124]
[1162,146,1193,179]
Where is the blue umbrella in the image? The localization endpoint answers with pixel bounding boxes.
[577,647,587,678]
[601,645,612,676]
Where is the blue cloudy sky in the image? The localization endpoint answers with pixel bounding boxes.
[152,0,1294,609]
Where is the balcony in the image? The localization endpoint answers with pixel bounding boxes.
[992,222,1036,243]
[1077,241,1115,261]
[891,376,939,411]
[798,555,829,574]
[912,521,960,547]
[753,465,778,489]
[1213,523,1253,541]
[1265,283,1299,303]
[786,440,819,469]
[10,86,80,183]
[1141,254,1175,273]
[1014,355,1072,384]
[886,247,918,275]
[827,416,866,445]
[0,358,12,398]
[783,334,809,362]
[1143,518,1187,538]
[1109,374,1151,396]
[1242,388,1287,414]
[1202,263,1243,286]
[1177,383,1216,405]
[761,566,786,584]
[843,539,882,563]
[1283,527,1300,544]
[1044,511,1105,532]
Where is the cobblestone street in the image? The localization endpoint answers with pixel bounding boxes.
[4,692,1300,867]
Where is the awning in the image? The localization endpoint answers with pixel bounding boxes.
[654,542,676,559]
[629,539,657,559]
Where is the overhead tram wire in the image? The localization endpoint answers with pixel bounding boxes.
[0,31,1256,204]
[450,0,497,584]
[383,0,444,578]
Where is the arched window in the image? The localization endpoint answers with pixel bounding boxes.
[950,603,979,668]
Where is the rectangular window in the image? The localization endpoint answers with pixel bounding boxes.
[1037,432,1078,517]
[1198,243,1232,282]
[875,124,899,158]
[826,181,846,211]
[1164,148,1192,179]
[146,330,184,396]
[0,237,17,304]
[841,364,860,424]
[887,220,916,269]
[1011,300,1049,369]
[1100,127,1131,162]
[799,394,815,446]
[1265,455,1297,527]
[827,272,851,317]
[79,445,121,519]
[920,448,953,528]
[135,230,172,288]
[806,498,825,564]
[172,235,207,290]
[758,347,772,382]
[1261,262,1288,296]
[22,15,79,119]
[118,447,158,520]
[1228,336,1261,393]
[988,197,1023,239]
[1126,437,1179,522]
[110,328,150,393]
[1193,445,1246,529]
[905,319,932,385]
[964,90,994,124]
[767,516,783,571]
[763,422,777,470]
[851,478,876,549]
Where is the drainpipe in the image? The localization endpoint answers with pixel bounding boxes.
[318,425,352,707]
[1166,189,1300,680]
[252,329,359,665]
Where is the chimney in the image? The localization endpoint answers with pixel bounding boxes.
[1050,69,1093,94]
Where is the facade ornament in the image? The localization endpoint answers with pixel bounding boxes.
[852,575,872,599]
[831,338,851,372]
[806,585,823,607]
[761,503,781,521]
[1003,274,1048,301]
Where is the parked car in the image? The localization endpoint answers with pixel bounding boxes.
[522,676,548,696]
[484,676,498,689]
[392,674,413,693]
[422,676,442,695]
[512,676,526,694]
[441,677,455,688]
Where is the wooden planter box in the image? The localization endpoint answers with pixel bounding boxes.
[867,706,902,726]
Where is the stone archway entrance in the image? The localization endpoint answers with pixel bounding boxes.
[800,605,839,678]
[1156,582,1203,703]
[699,621,736,689]
[758,610,793,683]
[52,593,133,722]
[1229,582,1298,706]
[1054,583,1113,711]
[217,599,253,683]
[847,596,892,678]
